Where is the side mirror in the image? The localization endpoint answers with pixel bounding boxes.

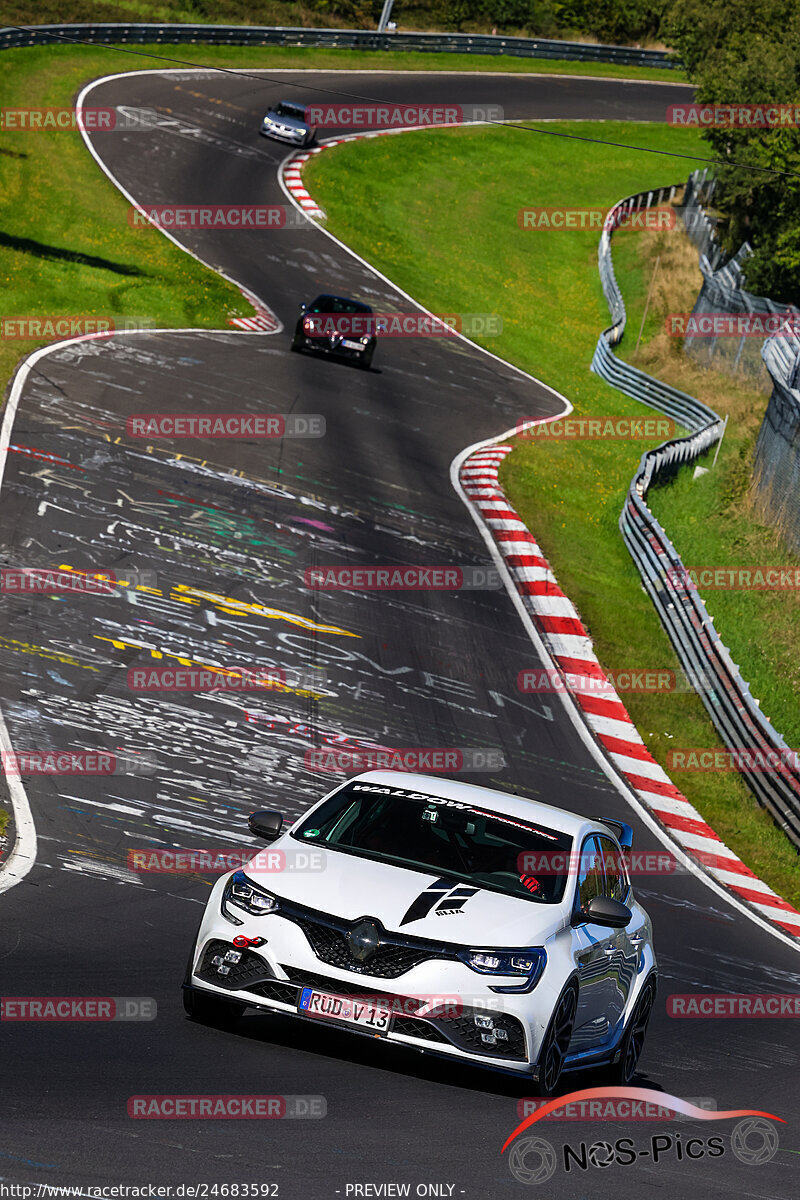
[574,896,631,929]
[248,810,283,843]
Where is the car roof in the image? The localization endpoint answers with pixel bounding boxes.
[349,770,598,839]
[309,293,373,312]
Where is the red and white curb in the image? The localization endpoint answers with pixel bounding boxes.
[459,443,800,941]
[228,282,280,333]
[229,302,280,333]
[282,149,329,220]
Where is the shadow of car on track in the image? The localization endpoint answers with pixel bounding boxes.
[290,343,383,374]
[182,1007,664,1101]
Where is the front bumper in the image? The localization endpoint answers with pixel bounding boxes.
[188,936,532,1073]
[260,124,307,145]
[300,335,371,360]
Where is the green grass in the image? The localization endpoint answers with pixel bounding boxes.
[304,120,800,907]
[0,808,9,837]
[0,44,262,399]
[649,455,800,747]
[610,207,800,753]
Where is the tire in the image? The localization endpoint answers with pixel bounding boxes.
[605,975,657,1085]
[359,348,375,370]
[290,336,303,353]
[183,985,246,1029]
[533,983,578,1097]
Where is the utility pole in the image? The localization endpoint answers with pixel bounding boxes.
[377,0,396,34]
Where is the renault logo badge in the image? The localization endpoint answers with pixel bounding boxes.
[346,919,380,962]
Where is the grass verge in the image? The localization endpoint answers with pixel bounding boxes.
[611,203,800,753]
[304,120,800,906]
[0,44,263,402]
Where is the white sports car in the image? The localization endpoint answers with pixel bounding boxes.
[183,771,656,1094]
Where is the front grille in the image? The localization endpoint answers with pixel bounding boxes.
[392,1017,450,1044]
[249,978,300,1006]
[281,966,393,997]
[292,915,447,979]
[196,940,275,991]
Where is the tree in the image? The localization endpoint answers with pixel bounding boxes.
[663,0,800,303]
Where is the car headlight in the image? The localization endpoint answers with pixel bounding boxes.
[359,336,370,344]
[458,948,546,992]
[263,116,273,125]
[222,869,279,924]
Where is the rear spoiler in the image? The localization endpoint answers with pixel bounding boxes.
[591,816,633,851]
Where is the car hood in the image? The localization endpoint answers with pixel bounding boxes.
[248,842,568,947]
[265,112,309,131]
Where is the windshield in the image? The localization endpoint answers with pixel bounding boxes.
[291,781,573,903]
[272,103,306,120]
[307,295,372,315]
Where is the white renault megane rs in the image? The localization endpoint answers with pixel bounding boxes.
[183,771,656,1094]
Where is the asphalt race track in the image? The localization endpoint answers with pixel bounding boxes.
[0,65,798,1198]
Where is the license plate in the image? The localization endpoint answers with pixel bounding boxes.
[342,339,364,350]
[298,987,391,1031]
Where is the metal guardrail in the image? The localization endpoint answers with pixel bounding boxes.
[592,181,800,848]
[0,23,680,68]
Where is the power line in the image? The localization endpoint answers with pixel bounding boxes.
[5,23,800,181]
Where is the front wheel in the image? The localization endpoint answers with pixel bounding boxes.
[605,976,657,1085]
[183,986,246,1029]
[533,983,578,1096]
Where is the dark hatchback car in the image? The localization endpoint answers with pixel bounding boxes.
[291,294,377,369]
